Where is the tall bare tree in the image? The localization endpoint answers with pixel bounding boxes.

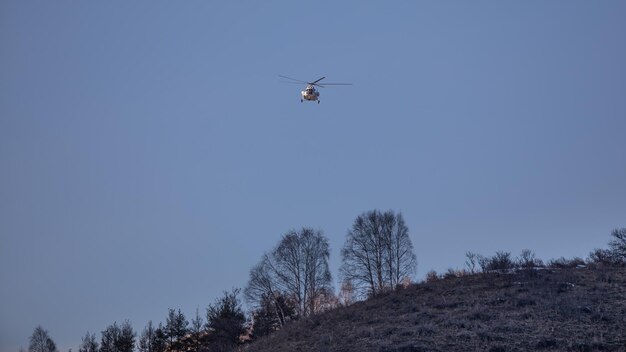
[245,255,296,332]
[340,210,417,298]
[245,227,333,319]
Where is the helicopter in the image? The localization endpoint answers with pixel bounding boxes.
[279,75,351,103]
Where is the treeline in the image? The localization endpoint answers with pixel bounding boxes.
[24,209,418,352]
[23,218,625,352]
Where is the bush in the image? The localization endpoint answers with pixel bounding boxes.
[547,257,585,269]
[442,269,456,279]
[425,270,439,283]
[481,251,516,272]
[465,252,480,274]
[608,228,626,260]
[517,249,544,269]
[587,248,625,267]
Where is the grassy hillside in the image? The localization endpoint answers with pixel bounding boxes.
[244,266,626,352]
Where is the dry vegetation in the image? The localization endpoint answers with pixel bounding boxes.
[243,265,626,352]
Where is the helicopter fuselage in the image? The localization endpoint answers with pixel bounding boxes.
[301,85,320,102]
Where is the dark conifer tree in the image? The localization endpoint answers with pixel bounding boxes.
[78,332,98,352]
[165,309,188,351]
[206,289,247,351]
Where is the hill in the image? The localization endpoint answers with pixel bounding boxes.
[244,265,626,352]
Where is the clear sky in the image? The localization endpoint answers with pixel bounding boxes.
[1,1,625,351]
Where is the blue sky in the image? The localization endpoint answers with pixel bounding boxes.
[1,1,625,351]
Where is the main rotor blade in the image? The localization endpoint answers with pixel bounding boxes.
[318,83,352,85]
[312,76,326,84]
[278,75,309,84]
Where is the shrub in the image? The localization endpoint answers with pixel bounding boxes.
[548,257,585,269]
[608,228,626,260]
[465,252,480,274]
[587,248,624,266]
[482,251,516,272]
[517,249,544,269]
[425,270,439,283]
[448,268,471,279]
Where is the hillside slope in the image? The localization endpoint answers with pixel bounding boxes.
[245,266,626,352]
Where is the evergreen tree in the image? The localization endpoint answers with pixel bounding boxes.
[78,332,98,352]
[206,289,247,351]
[117,321,135,352]
[165,309,188,351]
[100,321,135,352]
[189,308,206,352]
[138,321,156,352]
[153,324,168,352]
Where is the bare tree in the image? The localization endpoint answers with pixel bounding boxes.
[29,326,57,352]
[517,249,543,269]
[245,255,283,323]
[245,227,333,319]
[386,212,417,288]
[340,210,417,298]
[338,280,356,306]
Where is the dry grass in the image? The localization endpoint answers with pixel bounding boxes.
[242,266,626,352]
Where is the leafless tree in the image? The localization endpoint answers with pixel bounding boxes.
[29,326,57,352]
[245,227,333,319]
[245,255,290,326]
[338,280,356,306]
[465,252,480,274]
[517,249,543,269]
[340,210,417,298]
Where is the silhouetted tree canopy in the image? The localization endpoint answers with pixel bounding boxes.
[165,308,188,351]
[206,289,247,352]
[138,321,159,352]
[245,227,333,319]
[78,332,98,352]
[29,326,57,352]
[341,210,417,297]
[250,292,296,339]
[100,321,135,352]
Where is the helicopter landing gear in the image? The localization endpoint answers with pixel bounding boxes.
[301,99,303,102]
[317,100,320,104]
